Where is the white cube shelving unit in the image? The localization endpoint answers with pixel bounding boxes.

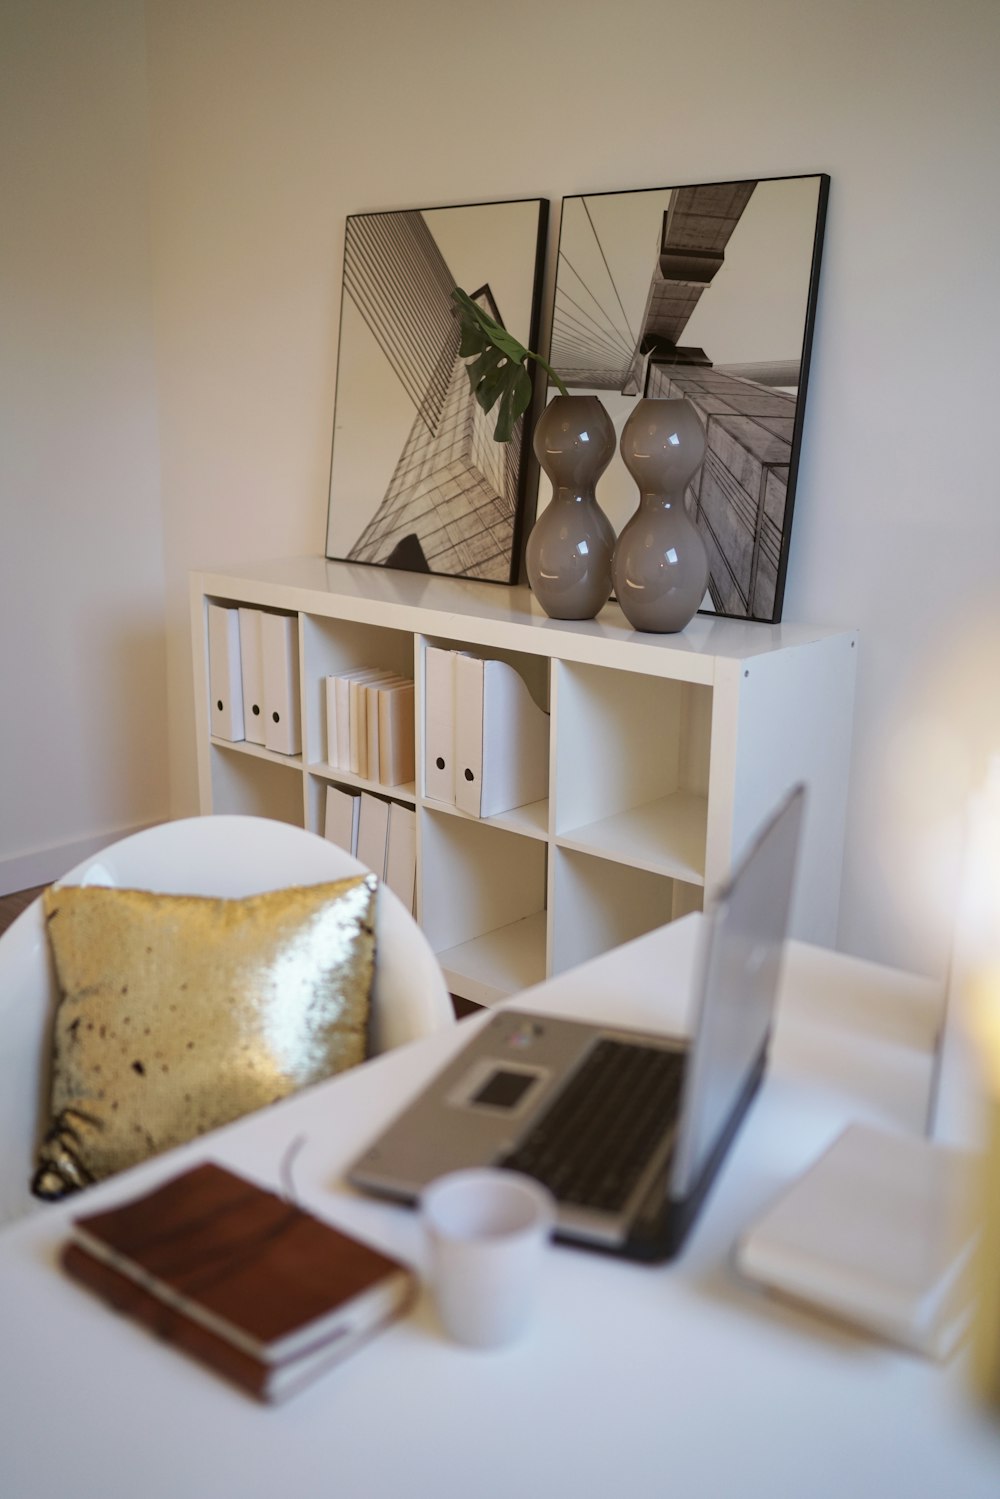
[191,557,858,1007]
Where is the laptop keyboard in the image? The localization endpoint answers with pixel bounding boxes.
[499,1038,684,1215]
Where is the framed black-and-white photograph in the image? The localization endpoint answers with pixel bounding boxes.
[545,174,829,621]
[324,198,548,584]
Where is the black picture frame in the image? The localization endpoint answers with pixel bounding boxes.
[324,197,549,586]
[546,174,829,622]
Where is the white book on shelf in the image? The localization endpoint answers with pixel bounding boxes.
[324,675,341,768]
[334,670,372,771]
[261,613,301,755]
[350,670,396,777]
[454,654,549,819]
[323,785,361,855]
[207,603,245,743]
[333,669,389,775]
[356,793,390,880]
[238,608,265,745]
[384,803,417,914]
[424,646,456,804]
[377,679,416,788]
[365,674,408,785]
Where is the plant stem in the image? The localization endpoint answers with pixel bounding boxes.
[525,351,569,397]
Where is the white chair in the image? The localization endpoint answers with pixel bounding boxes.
[0,815,453,1228]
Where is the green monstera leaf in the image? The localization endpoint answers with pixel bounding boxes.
[451,288,567,443]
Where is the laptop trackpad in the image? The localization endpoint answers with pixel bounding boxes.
[448,1060,552,1117]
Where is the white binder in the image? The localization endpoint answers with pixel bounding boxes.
[424,646,456,804]
[385,803,417,913]
[261,612,301,755]
[238,608,265,745]
[207,603,245,742]
[454,655,549,818]
[324,785,361,855]
[356,793,390,880]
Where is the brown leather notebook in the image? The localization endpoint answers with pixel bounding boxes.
[62,1161,416,1402]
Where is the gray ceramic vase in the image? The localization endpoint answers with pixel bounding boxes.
[613,398,709,633]
[526,395,617,620]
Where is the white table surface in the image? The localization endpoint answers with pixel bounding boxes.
[2,916,998,1499]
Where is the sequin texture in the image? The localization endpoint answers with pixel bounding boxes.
[34,876,377,1198]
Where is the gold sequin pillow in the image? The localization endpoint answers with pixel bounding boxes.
[33,875,377,1201]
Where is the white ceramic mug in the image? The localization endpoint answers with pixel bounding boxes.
[421,1168,556,1349]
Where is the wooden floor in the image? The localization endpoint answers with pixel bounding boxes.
[0,886,46,937]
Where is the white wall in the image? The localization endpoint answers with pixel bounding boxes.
[9,0,996,979]
[145,0,1000,980]
[0,1,168,890]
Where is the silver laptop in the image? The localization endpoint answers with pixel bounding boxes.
[350,785,805,1263]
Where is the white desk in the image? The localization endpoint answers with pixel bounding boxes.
[2,918,998,1499]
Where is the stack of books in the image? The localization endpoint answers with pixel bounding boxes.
[736,1123,979,1361]
[324,669,415,787]
[62,1161,416,1402]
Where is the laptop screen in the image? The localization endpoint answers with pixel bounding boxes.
[669,785,805,1198]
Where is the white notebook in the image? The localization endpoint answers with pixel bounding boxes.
[736,1122,979,1361]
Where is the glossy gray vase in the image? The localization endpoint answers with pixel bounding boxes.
[613,398,709,633]
[526,395,617,620]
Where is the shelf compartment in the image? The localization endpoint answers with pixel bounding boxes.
[556,789,707,884]
[553,661,711,878]
[209,743,305,826]
[419,811,546,1005]
[419,634,550,816]
[437,911,547,1008]
[549,847,693,978]
[301,614,415,768]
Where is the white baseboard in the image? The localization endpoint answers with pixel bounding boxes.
[0,821,163,897]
